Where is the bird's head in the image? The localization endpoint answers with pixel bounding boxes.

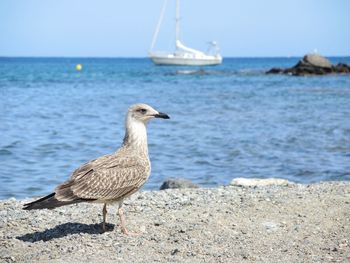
[127,103,170,124]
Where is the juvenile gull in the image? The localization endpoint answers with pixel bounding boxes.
[23,103,170,234]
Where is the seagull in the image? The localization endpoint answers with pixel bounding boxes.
[23,103,170,235]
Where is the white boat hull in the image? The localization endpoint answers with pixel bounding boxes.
[150,54,222,66]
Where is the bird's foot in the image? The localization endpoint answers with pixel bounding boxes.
[118,207,139,236]
[121,226,139,236]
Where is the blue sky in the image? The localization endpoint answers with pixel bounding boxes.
[0,0,349,57]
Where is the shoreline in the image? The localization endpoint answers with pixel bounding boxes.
[1,180,349,262]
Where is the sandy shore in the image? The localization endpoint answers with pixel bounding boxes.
[1,181,349,262]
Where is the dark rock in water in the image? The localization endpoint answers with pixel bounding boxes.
[266,53,350,76]
[160,178,199,190]
[266,67,284,74]
[334,63,350,73]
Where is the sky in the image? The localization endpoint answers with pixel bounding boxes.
[0,0,349,57]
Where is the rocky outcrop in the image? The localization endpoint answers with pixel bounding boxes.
[266,54,350,76]
[302,53,332,68]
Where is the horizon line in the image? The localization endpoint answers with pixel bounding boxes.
[1,54,350,59]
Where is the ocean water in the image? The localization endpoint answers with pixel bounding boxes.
[1,57,350,199]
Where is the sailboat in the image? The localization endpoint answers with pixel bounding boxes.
[149,0,222,66]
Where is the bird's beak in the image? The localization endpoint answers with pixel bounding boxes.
[154,112,170,119]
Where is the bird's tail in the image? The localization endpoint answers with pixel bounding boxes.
[23,193,82,210]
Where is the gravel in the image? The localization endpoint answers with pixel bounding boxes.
[1,181,349,262]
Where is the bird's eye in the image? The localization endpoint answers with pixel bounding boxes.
[137,108,147,114]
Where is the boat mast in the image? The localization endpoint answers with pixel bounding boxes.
[150,0,168,52]
[176,0,180,42]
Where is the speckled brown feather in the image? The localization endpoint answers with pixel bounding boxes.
[54,147,150,203]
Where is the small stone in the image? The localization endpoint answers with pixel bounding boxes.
[171,248,180,255]
[139,225,146,233]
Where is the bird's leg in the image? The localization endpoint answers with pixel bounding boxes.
[102,203,107,232]
[118,205,138,236]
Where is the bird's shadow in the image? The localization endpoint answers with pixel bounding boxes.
[16,222,115,242]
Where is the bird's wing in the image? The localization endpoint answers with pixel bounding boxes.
[69,153,115,181]
[55,154,150,202]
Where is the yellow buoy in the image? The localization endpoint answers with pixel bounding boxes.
[76,64,82,71]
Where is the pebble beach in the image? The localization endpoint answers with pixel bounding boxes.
[1,180,349,262]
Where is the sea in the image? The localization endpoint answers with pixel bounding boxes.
[1,57,350,199]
